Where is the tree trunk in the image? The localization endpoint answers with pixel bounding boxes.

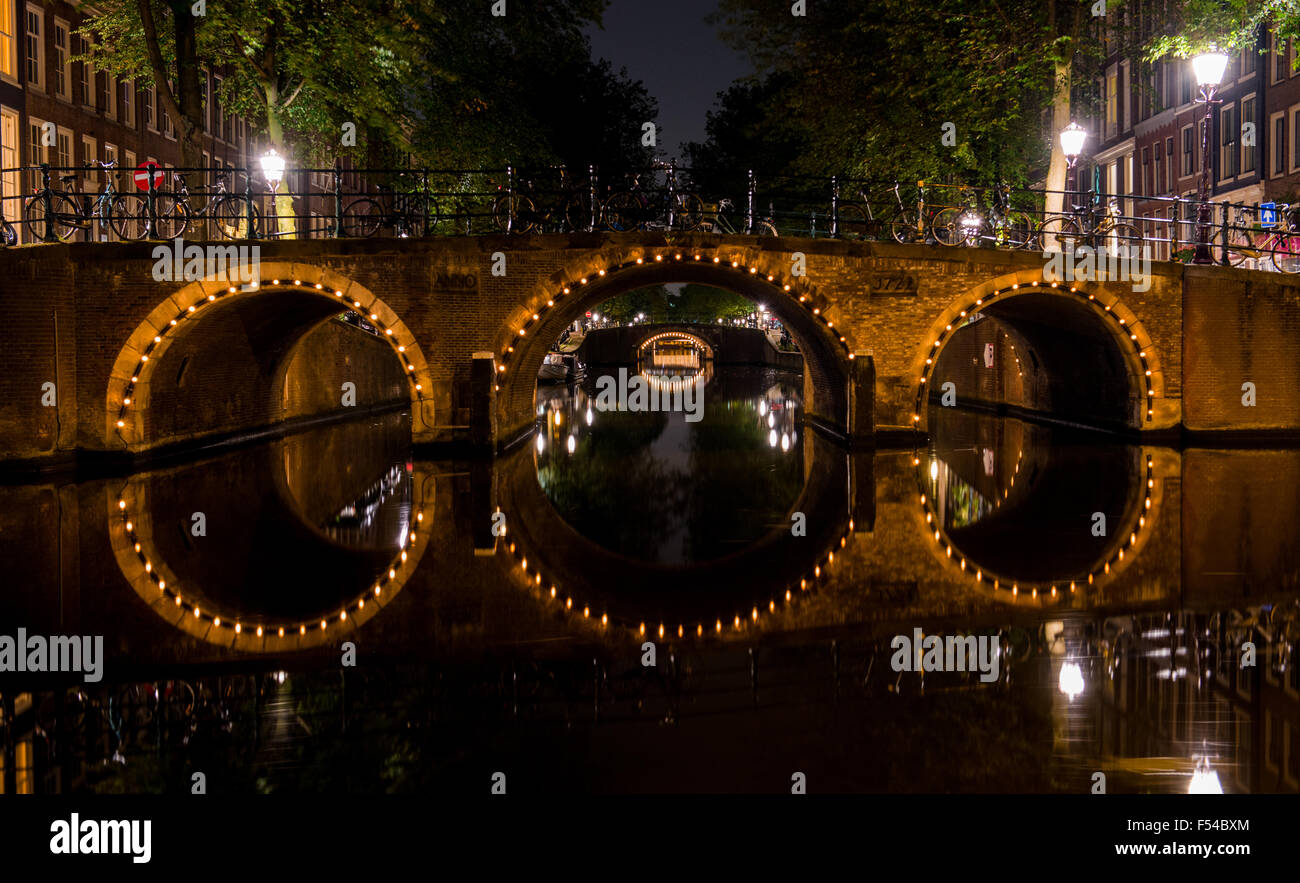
[1044,55,1072,229]
[262,80,298,237]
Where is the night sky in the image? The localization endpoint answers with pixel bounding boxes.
[584,0,752,158]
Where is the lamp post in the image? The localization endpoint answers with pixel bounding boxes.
[1192,49,1229,264]
[260,149,287,238]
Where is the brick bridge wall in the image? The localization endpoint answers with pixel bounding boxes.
[2,233,1299,468]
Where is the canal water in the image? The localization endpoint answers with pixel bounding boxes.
[2,361,1298,794]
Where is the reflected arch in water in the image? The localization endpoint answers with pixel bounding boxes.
[493,250,854,435]
[105,264,436,453]
[911,416,1172,604]
[106,436,437,652]
[496,425,858,636]
[909,272,1167,433]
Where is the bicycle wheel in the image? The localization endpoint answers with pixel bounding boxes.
[1,218,15,246]
[492,194,535,233]
[1222,214,1263,267]
[109,193,150,241]
[891,208,921,244]
[564,194,596,232]
[602,192,642,231]
[1037,215,1082,253]
[673,193,705,231]
[211,196,263,240]
[999,212,1037,250]
[396,195,435,238]
[835,203,870,240]
[756,220,779,237]
[23,192,81,242]
[931,207,967,246]
[1271,234,1300,273]
[150,195,191,239]
[1096,223,1141,258]
[341,198,384,238]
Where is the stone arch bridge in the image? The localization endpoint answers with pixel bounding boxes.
[4,232,1299,468]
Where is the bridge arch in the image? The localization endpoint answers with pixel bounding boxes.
[491,245,857,440]
[105,263,436,453]
[634,328,716,363]
[909,271,1166,433]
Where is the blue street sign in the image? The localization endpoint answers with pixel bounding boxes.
[1261,202,1277,228]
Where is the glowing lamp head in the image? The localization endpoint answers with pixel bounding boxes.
[1192,50,1229,88]
[1188,754,1223,794]
[260,149,287,188]
[1059,121,1087,160]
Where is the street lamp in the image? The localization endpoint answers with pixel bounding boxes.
[1192,49,1229,264]
[1059,121,1087,198]
[260,149,287,238]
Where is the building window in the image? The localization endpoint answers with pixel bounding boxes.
[1182,125,1195,176]
[78,37,92,107]
[121,79,134,127]
[1293,106,1300,170]
[1242,42,1257,77]
[0,0,17,82]
[201,73,209,131]
[23,3,42,91]
[1274,112,1287,175]
[1141,147,1151,196]
[1165,136,1175,191]
[1154,143,1164,194]
[56,127,72,170]
[1,106,20,236]
[53,18,69,99]
[26,116,47,192]
[144,82,155,131]
[1242,95,1256,174]
[1106,65,1119,138]
[1221,103,1239,179]
[99,69,117,118]
[1275,32,1288,83]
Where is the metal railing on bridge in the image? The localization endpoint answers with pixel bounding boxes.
[2,160,1297,273]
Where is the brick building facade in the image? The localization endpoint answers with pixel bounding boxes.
[0,0,361,243]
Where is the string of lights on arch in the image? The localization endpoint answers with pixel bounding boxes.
[112,279,428,437]
[493,249,856,387]
[911,279,1158,427]
[911,452,1156,601]
[111,489,431,647]
[494,519,857,643]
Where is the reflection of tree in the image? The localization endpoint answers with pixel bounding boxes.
[685,398,803,561]
[537,410,685,562]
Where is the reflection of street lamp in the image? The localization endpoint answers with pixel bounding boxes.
[1188,746,1223,794]
[1192,49,1229,264]
[1058,660,1085,700]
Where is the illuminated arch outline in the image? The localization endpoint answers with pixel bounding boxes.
[493,250,855,383]
[909,275,1164,431]
[106,267,435,449]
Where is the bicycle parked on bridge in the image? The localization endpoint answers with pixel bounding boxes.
[1224,203,1300,273]
[150,169,264,240]
[698,198,778,236]
[831,181,920,243]
[1,211,14,246]
[602,161,704,232]
[931,183,1036,249]
[22,161,150,242]
[343,173,435,238]
[1038,194,1141,255]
